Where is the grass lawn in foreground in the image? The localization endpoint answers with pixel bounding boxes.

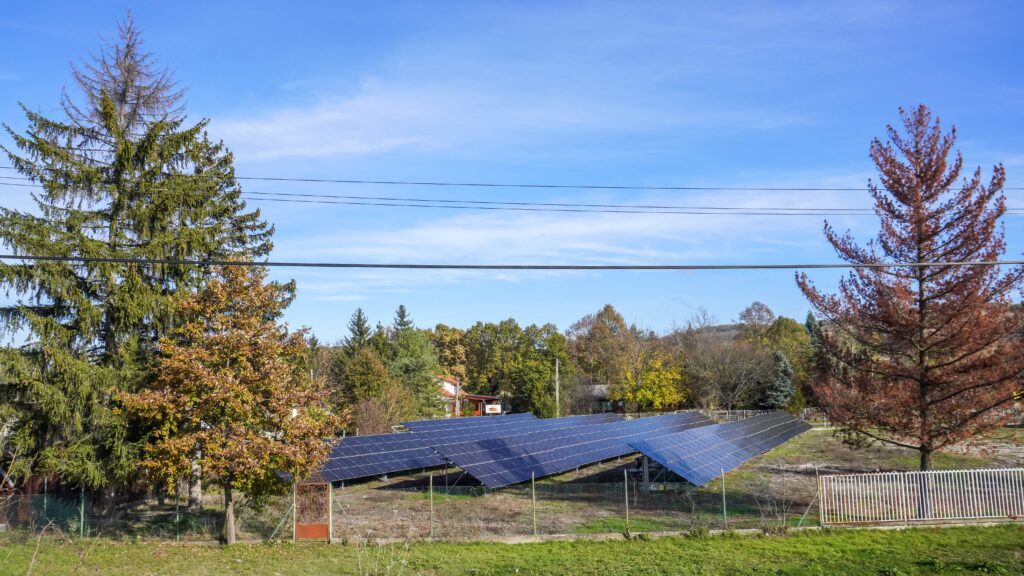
[1,524,1022,575]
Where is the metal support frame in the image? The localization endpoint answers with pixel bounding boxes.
[531,472,538,536]
[78,485,85,538]
[328,482,334,543]
[623,470,630,534]
[720,468,727,527]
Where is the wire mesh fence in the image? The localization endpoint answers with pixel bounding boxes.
[0,468,821,543]
[326,468,819,541]
[0,490,294,542]
[17,465,1016,543]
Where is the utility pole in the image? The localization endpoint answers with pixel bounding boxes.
[555,358,560,418]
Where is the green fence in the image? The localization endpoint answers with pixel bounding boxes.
[0,491,293,542]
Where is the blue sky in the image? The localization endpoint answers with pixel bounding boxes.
[2,1,1023,342]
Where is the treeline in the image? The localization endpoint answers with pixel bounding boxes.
[0,18,339,543]
[309,307,572,433]
[311,300,816,432]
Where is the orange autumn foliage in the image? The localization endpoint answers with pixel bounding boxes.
[121,264,343,543]
[798,105,1024,470]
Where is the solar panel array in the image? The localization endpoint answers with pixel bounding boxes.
[403,412,537,432]
[629,411,811,486]
[317,413,623,483]
[435,412,714,488]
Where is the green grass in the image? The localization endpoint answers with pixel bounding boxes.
[885,450,992,471]
[2,525,1022,575]
[572,516,676,534]
[761,429,1000,471]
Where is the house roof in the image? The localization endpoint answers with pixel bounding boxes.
[437,376,499,401]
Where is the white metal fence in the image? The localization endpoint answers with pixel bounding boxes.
[819,468,1024,525]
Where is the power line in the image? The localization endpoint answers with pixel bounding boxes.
[239,195,1024,216]
[240,189,873,212]
[3,165,1022,192]
[2,254,1022,271]
[0,177,876,212]
[238,196,886,216]
[4,180,1024,217]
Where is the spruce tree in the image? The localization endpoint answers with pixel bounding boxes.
[798,106,1024,469]
[0,16,272,488]
[393,304,414,330]
[760,351,796,410]
[344,308,372,354]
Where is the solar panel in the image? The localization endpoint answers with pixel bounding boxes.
[629,411,811,486]
[434,412,714,488]
[403,412,537,432]
[317,413,623,483]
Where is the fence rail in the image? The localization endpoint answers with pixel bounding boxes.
[819,468,1024,525]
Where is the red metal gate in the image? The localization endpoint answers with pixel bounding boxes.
[294,482,330,541]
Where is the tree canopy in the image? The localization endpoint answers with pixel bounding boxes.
[0,16,271,488]
[798,105,1024,470]
[120,264,339,544]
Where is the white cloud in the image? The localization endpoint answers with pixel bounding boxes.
[271,187,867,302]
[213,76,807,161]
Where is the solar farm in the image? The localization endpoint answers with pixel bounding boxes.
[317,411,810,487]
[312,411,817,539]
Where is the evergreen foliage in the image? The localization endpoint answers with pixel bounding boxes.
[388,326,443,417]
[798,105,1024,469]
[393,304,413,330]
[759,351,796,410]
[344,308,372,354]
[0,17,272,487]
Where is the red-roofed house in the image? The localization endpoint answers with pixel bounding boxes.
[438,376,502,417]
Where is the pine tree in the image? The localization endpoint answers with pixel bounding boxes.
[344,308,371,354]
[393,304,414,331]
[798,105,1024,470]
[0,16,272,488]
[760,351,796,410]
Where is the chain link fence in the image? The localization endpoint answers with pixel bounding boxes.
[0,490,294,542]
[327,467,819,541]
[0,463,821,543]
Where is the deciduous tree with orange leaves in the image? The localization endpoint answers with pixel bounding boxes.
[798,105,1024,470]
[121,265,342,544]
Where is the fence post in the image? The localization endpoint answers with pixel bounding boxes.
[720,469,727,528]
[623,470,630,535]
[79,484,85,538]
[292,483,297,543]
[175,481,181,542]
[328,482,333,543]
[815,464,823,527]
[531,472,537,536]
[43,476,48,522]
[429,473,435,539]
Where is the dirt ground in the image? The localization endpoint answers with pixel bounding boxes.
[327,426,1024,541]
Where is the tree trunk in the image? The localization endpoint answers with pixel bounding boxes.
[917,447,933,519]
[223,484,236,545]
[920,447,932,471]
[188,460,202,510]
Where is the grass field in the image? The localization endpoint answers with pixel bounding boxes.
[1,525,1022,575]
